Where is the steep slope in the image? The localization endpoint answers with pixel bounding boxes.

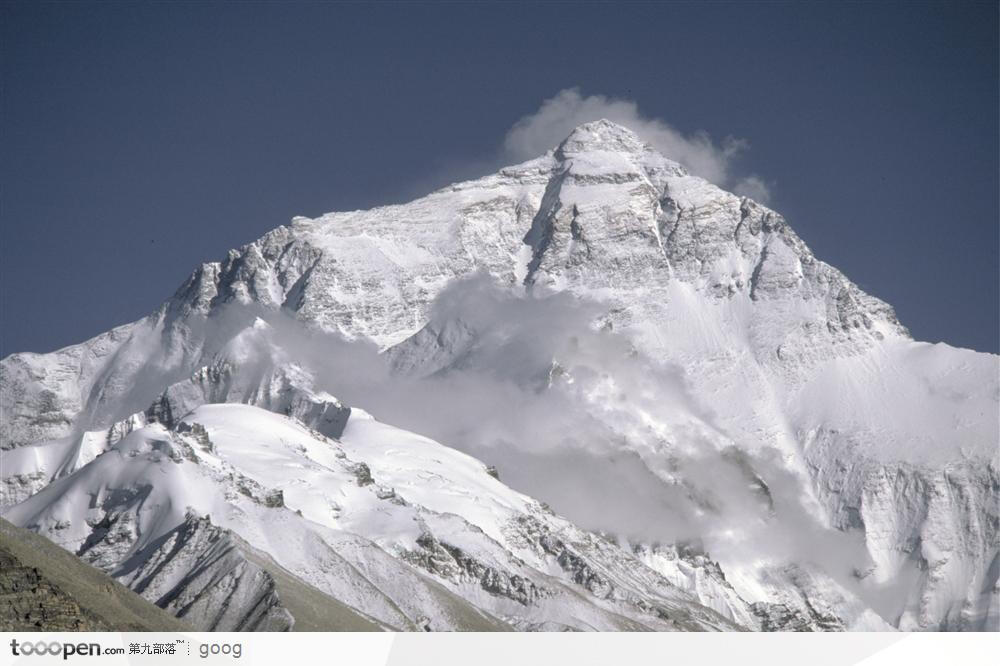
[0,518,190,631]
[1,120,996,631]
[4,403,735,631]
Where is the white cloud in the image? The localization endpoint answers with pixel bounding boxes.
[223,275,888,598]
[733,175,773,205]
[208,273,910,613]
[503,88,771,201]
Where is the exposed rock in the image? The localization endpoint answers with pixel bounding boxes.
[0,518,188,631]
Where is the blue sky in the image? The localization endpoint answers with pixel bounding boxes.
[2,1,997,354]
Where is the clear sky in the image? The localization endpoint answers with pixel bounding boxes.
[2,1,997,355]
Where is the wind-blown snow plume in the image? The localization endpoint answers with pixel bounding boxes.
[504,88,771,202]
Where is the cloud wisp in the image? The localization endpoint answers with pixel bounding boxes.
[399,89,773,205]
[503,88,772,203]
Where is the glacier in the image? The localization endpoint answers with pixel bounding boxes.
[1,119,996,631]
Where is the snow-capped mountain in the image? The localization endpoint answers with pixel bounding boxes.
[1,120,996,631]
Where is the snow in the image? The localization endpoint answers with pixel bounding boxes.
[338,408,533,546]
[2,401,739,631]
[1,119,996,631]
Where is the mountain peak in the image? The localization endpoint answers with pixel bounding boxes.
[556,119,647,157]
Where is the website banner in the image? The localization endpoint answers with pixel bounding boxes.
[1,632,997,666]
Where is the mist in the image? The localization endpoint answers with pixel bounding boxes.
[204,273,916,619]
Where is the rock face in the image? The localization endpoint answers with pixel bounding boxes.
[0,518,189,631]
[0,550,106,631]
[1,120,996,631]
[81,511,295,632]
